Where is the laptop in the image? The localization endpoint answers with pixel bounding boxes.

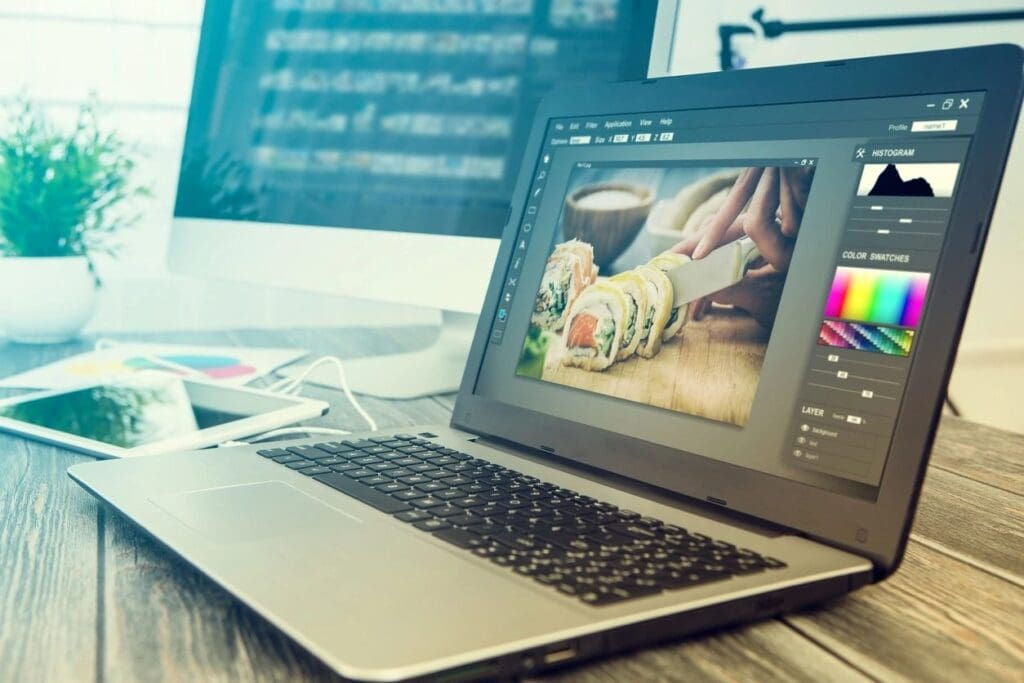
[69,45,1022,682]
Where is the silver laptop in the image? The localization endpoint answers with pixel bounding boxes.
[69,45,1023,682]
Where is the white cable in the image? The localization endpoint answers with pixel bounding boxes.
[95,340,378,438]
[246,426,353,443]
[276,356,378,432]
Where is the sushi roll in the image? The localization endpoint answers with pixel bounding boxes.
[648,251,691,341]
[530,239,599,331]
[561,281,627,371]
[633,265,673,359]
[609,271,649,361]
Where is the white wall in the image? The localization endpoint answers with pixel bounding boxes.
[669,1,1024,432]
[0,2,435,332]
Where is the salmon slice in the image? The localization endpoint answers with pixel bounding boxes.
[567,313,597,348]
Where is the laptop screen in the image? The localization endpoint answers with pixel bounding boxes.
[473,91,983,499]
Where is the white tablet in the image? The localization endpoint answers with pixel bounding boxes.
[0,372,328,458]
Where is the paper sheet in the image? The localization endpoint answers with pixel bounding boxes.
[0,343,308,390]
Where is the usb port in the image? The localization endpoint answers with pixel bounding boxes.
[542,643,577,665]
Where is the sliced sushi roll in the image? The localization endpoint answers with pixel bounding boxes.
[609,271,649,361]
[530,239,598,332]
[561,281,627,371]
[648,251,691,341]
[633,265,673,359]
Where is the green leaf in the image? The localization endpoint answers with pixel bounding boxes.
[0,95,150,272]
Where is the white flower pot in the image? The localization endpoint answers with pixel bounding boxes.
[0,256,98,343]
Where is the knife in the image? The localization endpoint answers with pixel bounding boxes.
[665,237,762,307]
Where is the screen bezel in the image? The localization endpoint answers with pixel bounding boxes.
[452,45,1024,574]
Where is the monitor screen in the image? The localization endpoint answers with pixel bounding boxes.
[174,0,657,238]
[473,90,982,500]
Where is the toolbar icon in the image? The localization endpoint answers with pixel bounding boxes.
[941,98,954,110]
[959,97,970,109]
[855,148,866,159]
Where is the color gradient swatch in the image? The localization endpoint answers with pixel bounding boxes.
[818,320,915,357]
[824,266,929,328]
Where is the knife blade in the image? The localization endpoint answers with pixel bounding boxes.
[666,237,761,307]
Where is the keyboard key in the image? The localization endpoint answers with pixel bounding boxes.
[431,505,463,518]
[272,454,303,464]
[300,466,332,476]
[361,475,393,487]
[330,463,359,473]
[451,497,486,509]
[432,527,486,550]
[314,442,355,454]
[394,489,427,501]
[411,496,447,509]
[257,448,289,458]
[395,510,432,523]
[313,473,411,514]
[344,468,376,479]
[415,482,448,493]
[376,481,409,493]
[287,445,329,459]
[447,513,482,526]
[285,460,317,470]
[414,519,451,532]
[398,475,431,485]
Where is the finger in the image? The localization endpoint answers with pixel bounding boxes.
[743,168,793,270]
[708,264,783,328]
[689,297,710,321]
[778,168,803,238]
[694,167,764,260]
[671,214,744,255]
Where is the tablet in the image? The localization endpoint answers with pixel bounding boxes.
[0,372,329,458]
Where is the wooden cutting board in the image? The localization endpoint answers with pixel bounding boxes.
[542,307,769,427]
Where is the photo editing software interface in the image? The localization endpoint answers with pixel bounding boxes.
[175,0,652,238]
[475,91,983,499]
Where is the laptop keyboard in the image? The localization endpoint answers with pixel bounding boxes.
[257,433,787,606]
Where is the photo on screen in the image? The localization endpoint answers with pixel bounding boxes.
[856,162,959,198]
[516,161,817,427]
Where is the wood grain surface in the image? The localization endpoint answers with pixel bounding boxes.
[1,328,1021,683]
[541,308,769,426]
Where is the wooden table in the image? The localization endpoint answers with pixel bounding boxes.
[1,328,1021,682]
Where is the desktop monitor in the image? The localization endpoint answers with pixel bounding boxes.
[169,0,678,398]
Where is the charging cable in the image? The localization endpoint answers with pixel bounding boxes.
[267,355,378,433]
[91,339,378,442]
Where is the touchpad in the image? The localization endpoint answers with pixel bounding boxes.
[152,481,363,543]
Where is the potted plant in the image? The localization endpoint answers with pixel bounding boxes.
[0,98,147,343]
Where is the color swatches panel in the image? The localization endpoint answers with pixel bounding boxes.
[824,266,929,328]
[818,320,915,357]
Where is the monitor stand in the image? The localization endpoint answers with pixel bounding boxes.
[283,311,478,400]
